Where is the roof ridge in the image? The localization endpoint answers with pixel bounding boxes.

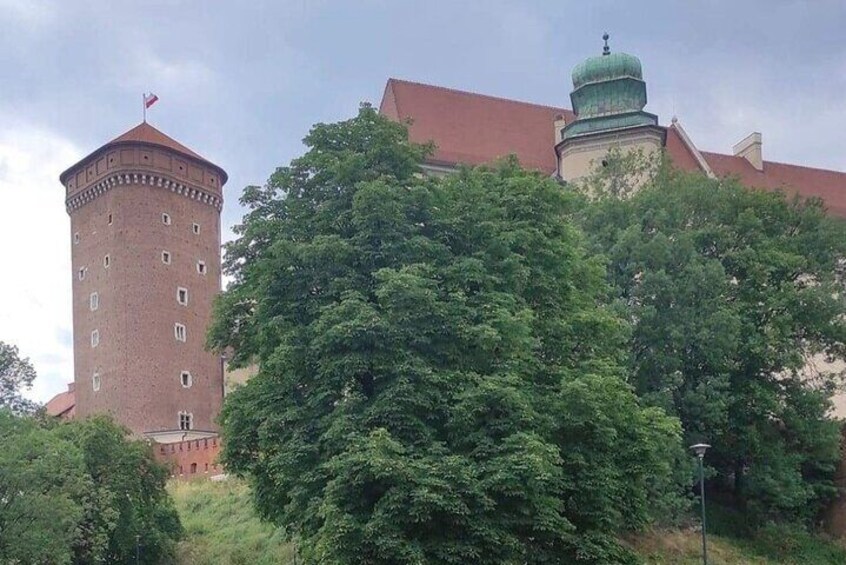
[700,150,846,175]
[387,77,573,115]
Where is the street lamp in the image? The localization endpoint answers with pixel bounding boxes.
[690,443,711,565]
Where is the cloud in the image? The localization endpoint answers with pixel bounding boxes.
[0,118,80,403]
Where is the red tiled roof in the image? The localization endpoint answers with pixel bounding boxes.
[381,78,573,172]
[380,79,846,217]
[60,122,227,185]
[700,152,846,218]
[110,122,207,161]
[45,386,75,419]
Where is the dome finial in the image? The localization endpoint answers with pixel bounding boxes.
[602,32,610,56]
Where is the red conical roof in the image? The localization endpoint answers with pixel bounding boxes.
[60,122,227,185]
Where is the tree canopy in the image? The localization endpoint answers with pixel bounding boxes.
[211,107,684,564]
[0,413,182,564]
[0,341,37,414]
[578,156,846,526]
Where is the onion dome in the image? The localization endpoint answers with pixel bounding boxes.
[561,33,657,140]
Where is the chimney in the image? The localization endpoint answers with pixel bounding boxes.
[554,114,568,143]
[733,132,763,171]
[67,382,75,393]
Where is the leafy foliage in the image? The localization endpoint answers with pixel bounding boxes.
[212,107,684,563]
[578,159,846,526]
[0,413,181,564]
[0,341,37,414]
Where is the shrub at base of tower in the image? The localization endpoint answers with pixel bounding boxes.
[210,107,686,563]
[578,156,846,529]
[0,411,182,564]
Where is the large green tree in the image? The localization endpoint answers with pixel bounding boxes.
[0,413,181,564]
[211,106,684,563]
[0,341,37,414]
[579,159,846,526]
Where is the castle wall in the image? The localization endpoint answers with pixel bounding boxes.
[64,137,224,438]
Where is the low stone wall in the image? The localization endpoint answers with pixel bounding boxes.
[154,435,223,479]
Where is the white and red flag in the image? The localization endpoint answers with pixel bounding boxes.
[144,93,159,108]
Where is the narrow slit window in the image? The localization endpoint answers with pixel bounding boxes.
[91,329,99,348]
[174,323,186,342]
[192,223,200,235]
[177,287,188,306]
[196,260,206,275]
[78,267,87,281]
[180,371,192,388]
[73,232,80,244]
[92,371,100,391]
[162,213,171,226]
[103,254,110,268]
[162,250,171,265]
[90,292,99,311]
[107,213,113,225]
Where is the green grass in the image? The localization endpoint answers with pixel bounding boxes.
[169,479,846,564]
[168,478,298,565]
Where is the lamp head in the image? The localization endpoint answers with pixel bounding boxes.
[689,443,711,458]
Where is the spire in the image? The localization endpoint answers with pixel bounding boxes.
[602,32,610,56]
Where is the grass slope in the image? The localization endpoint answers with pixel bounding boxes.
[170,479,846,564]
[169,479,298,565]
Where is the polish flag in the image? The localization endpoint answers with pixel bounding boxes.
[144,93,159,108]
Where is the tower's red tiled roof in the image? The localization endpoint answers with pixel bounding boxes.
[60,122,227,185]
[110,122,207,161]
[380,79,846,217]
[381,78,573,172]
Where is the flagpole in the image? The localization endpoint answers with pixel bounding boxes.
[143,93,146,123]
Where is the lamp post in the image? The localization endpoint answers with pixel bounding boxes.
[690,443,711,565]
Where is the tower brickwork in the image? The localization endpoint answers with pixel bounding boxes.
[60,123,226,442]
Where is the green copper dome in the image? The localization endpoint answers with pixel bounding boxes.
[561,34,657,140]
[571,52,642,89]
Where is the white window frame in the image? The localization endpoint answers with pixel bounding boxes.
[161,250,171,265]
[91,329,99,348]
[180,371,192,388]
[92,371,100,392]
[73,232,80,244]
[178,411,193,430]
[196,260,206,275]
[89,292,99,311]
[192,223,200,235]
[78,267,87,281]
[162,212,171,226]
[177,287,188,306]
[174,323,186,342]
[103,254,110,269]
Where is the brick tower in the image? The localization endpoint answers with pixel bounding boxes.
[60,122,226,442]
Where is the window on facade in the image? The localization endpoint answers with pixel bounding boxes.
[179,411,193,430]
[107,213,113,225]
[192,223,200,235]
[73,232,80,244]
[196,260,206,275]
[78,267,87,281]
[91,329,99,348]
[89,292,99,311]
[177,287,188,306]
[180,370,192,388]
[103,254,110,268]
[161,250,171,265]
[92,371,100,391]
[190,462,197,474]
[174,323,186,342]
[162,213,171,226]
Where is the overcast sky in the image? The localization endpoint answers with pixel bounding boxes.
[1,0,844,403]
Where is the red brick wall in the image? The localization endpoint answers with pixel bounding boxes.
[154,435,223,479]
[64,141,224,437]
